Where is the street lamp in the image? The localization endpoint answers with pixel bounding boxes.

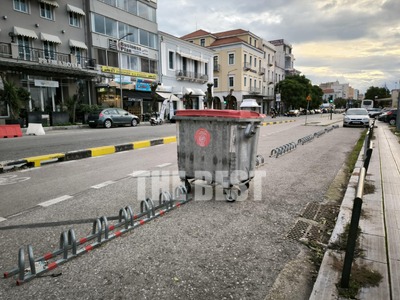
[118,33,133,107]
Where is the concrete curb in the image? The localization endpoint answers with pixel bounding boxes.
[0,136,177,172]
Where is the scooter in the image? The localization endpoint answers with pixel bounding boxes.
[150,116,163,126]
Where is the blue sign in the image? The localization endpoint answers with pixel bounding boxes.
[135,78,152,92]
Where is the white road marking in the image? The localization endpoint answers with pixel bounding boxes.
[91,181,116,189]
[0,217,7,223]
[129,170,149,177]
[38,195,73,207]
[157,163,172,168]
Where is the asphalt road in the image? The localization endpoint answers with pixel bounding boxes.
[0,114,363,300]
[0,122,177,162]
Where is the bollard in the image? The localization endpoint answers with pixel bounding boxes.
[340,197,363,288]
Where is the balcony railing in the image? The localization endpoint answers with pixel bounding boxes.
[248,87,261,94]
[258,67,265,75]
[176,70,208,83]
[213,64,220,72]
[243,62,251,70]
[0,42,96,70]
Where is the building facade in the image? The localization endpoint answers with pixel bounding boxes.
[158,31,214,112]
[181,29,299,114]
[0,0,97,122]
[0,0,162,123]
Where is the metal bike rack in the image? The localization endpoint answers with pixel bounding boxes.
[3,185,190,286]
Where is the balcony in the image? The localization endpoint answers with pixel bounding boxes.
[258,67,265,75]
[248,86,261,94]
[176,70,208,83]
[243,62,251,71]
[0,42,97,77]
[213,64,220,72]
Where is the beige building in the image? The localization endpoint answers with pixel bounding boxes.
[181,29,278,113]
[181,29,299,114]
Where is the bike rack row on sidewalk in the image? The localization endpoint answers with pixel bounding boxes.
[269,125,340,158]
[340,120,375,288]
[3,185,190,286]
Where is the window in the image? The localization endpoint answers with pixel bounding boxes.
[254,58,257,68]
[71,47,83,64]
[69,12,81,27]
[213,56,218,65]
[17,36,31,60]
[205,63,208,75]
[249,55,252,66]
[168,51,174,69]
[244,54,247,64]
[228,53,234,65]
[107,51,119,67]
[213,78,219,88]
[244,76,247,87]
[40,3,54,20]
[249,78,252,88]
[14,0,28,13]
[200,39,205,47]
[121,53,138,70]
[228,75,234,87]
[43,41,57,60]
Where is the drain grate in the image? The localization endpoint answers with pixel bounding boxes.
[301,202,320,220]
[287,220,310,241]
[288,202,340,242]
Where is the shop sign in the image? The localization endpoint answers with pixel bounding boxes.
[101,66,156,79]
[38,58,82,69]
[136,78,153,92]
[34,79,59,88]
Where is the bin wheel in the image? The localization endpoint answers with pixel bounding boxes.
[184,179,192,194]
[225,189,237,202]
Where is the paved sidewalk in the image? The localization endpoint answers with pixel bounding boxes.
[310,123,400,300]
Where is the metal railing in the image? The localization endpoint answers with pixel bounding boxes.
[340,121,375,288]
[176,70,208,82]
[0,42,96,70]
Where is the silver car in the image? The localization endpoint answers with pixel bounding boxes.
[343,108,370,127]
[88,108,140,128]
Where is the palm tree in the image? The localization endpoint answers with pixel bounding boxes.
[0,73,22,120]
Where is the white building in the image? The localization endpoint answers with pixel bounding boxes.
[158,31,214,110]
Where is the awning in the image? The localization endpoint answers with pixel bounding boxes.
[192,88,206,96]
[67,4,85,16]
[177,51,208,63]
[40,32,62,44]
[13,26,38,39]
[69,39,88,50]
[156,92,180,101]
[38,0,59,7]
[183,87,194,95]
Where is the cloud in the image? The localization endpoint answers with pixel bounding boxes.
[157,0,400,93]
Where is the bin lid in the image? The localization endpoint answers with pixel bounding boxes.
[175,109,265,119]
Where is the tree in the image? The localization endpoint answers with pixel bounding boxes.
[0,73,30,120]
[364,86,390,101]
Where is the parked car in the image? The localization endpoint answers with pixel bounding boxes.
[287,109,300,117]
[343,108,370,127]
[379,108,398,125]
[88,108,140,128]
[367,107,383,118]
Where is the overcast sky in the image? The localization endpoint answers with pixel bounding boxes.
[157,0,400,94]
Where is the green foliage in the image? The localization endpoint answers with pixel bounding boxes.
[0,73,30,119]
[364,86,390,101]
[276,75,323,110]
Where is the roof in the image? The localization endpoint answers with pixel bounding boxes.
[209,36,244,47]
[214,29,248,38]
[180,29,212,40]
